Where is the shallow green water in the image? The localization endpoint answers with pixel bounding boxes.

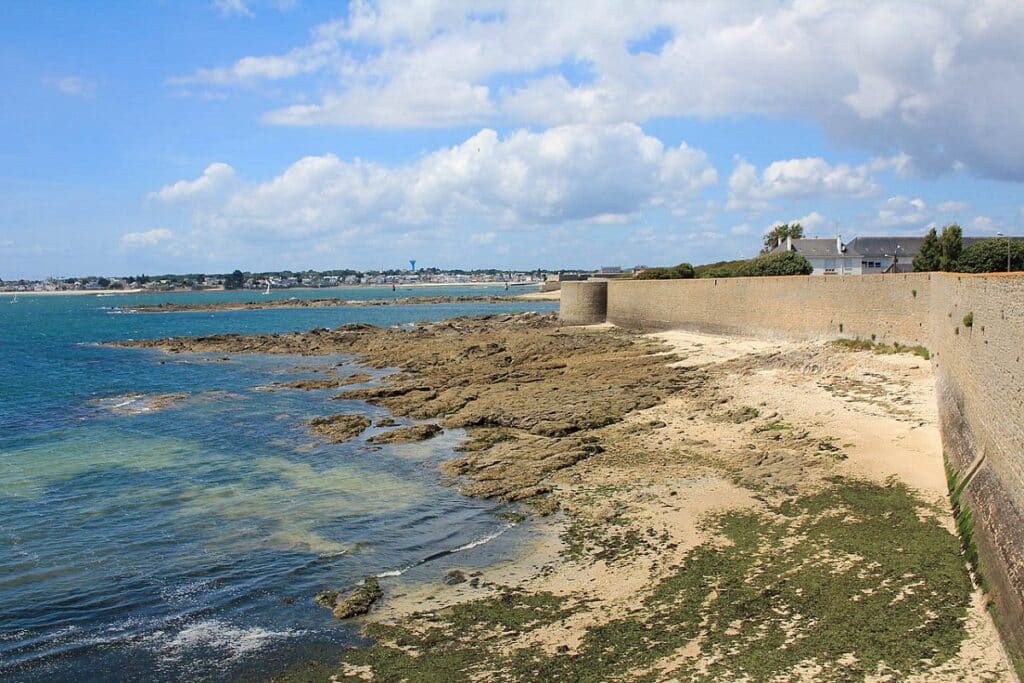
[0,286,555,681]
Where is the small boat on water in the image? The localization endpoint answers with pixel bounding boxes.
[263,281,272,295]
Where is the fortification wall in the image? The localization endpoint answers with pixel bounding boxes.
[559,271,1024,662]
[929,274,1024,657]
[559,281,608,325]
[603,273,933,345]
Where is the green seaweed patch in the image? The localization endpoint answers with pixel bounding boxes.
[832,338,931,361]
[497,510,527,524]
[309,478,971,682]
[754,419,793,432]
[560,514,668,565]
[944,458,987,592]
[334,590,573,682]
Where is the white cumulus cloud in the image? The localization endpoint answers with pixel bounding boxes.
[172,0,1024,180]
[155,123,717,240]
[728,157,879,209]
[150,163,237,201]
[875,196,929,227]
[790,211,834,234]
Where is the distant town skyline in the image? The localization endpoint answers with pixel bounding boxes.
[2,1,1023,280]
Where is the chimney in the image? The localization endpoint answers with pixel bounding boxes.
[786,234,792,251]
[836,234,843,253]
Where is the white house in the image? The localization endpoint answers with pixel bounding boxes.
[770,235,861,275]
[770,235,927,275]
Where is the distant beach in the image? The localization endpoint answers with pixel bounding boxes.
[2,281,540,297]
[4,288,146,296]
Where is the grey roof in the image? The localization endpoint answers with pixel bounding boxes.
[845,237,925,259]
[771,238,856,258]
[848,235,1024,259]
[770,234,1024,262]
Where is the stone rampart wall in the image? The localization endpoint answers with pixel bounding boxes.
[928,274,1024,658]
[603,273,933,345]
[559,281,608,325]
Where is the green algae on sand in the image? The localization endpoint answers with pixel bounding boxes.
[280,478,972,682]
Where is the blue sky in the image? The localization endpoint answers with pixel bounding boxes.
[2,0,1023,279]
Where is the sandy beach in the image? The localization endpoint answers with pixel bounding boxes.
[114,314,1011,681]
[1,282,540,298]
[3,288,146,296]
[516,289,561,301]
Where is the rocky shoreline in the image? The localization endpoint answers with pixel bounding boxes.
[117,294,519,313]
[110,313,1012,681]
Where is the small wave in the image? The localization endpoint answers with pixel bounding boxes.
[145,619,304,665]
[453,526,510,552]
[0,629,31,643]
[374,523,515,579]
[159,579,215,603]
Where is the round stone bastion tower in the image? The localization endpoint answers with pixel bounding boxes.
[559,281,608,325]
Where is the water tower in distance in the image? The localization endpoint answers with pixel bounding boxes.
[409,259,416,272]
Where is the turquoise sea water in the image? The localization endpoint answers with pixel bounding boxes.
[0,286,556,681]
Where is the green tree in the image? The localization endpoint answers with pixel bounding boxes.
[634,262,695,280]
[668,262,695,279]
[225,269,245,289]
[761,223,804,254]
[957,238,1024,273]
[938,224,963,271]
[746,251,814,276]
[912,228,941,272]
[695,258,749,278]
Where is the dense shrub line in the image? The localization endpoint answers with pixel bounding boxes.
[638,251,813,280]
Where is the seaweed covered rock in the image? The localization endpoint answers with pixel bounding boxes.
[368,423,443,444]
[315,578,383,620]
[307,414,372,443]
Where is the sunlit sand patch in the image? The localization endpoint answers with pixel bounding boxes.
[648,329,797,368]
